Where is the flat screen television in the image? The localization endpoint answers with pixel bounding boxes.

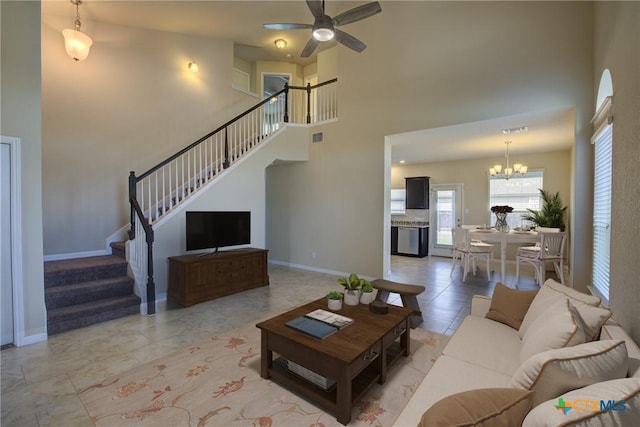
[186,211,251,252]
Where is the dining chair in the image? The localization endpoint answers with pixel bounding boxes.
[515,231,567,285]
[450,227,494,282]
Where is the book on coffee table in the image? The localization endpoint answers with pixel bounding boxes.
[304,309,354,330]
[285,316,338,339]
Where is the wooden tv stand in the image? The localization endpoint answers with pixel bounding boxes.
[168,248,269,307]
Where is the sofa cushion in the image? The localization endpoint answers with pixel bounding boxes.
[485,283,539,330]
[601,324,640,377]
[443,315,523,376]
[512,340,629,406]
[522,377,640,426]
[520,297,582,362]
[392,355,513,427]
[518,279,601,339]
[419,388,534,427]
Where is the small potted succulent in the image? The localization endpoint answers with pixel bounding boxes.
[359,280,376,304]
[337,273,362,306]
[327,291,343,311]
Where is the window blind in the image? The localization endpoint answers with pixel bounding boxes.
[489,171,543,228]
[592,124,612,300]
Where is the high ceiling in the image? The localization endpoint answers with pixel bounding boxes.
[42,1,576,164]
[42,0,365,67]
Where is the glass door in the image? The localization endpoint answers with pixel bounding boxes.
[429,184,464,257]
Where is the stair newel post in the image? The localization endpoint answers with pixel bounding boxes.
[223,127,229,169]
[283,83,289,123]
[305,82,312,124]
[145,227,156,315]
[128,171,137,240]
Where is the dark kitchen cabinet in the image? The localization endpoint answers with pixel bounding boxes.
[391,226,399,254]
[405,177,430,209]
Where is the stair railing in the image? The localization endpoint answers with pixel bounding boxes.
[128,78,337,314]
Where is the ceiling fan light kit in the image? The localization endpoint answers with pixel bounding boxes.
[312,16,335,41]
[263,0,381,57]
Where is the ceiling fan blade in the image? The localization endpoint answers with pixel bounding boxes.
[263,23,313,30]
[332,1,381,26]
[306,0,325,19]
[334,29,367,52]
[301,37,320,57]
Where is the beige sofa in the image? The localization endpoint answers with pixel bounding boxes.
[394,280,640,426]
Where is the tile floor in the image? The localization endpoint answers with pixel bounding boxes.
[1,255,541,426]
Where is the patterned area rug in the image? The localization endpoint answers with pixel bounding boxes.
[79,320,449,426]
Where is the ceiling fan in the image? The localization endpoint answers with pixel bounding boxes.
[263,0,382,57]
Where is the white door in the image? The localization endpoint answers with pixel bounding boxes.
[1,142,14,346]
[429,184,464,257]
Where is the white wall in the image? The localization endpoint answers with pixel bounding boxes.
[594,2,640,343]
[267,2,594,283]
[152,126,310,295]
[392,150,572,228]
[1,1,47,342]
[40,15,258,256]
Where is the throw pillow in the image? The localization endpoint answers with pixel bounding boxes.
[519,297,581,363]
[518,279,601,339]
[419,388,534,427]
[511,340,629,406]
[485,283,539,330]
[522,378,640,426]
[569,301,612,341]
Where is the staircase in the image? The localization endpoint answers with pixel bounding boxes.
[44,242,141,335]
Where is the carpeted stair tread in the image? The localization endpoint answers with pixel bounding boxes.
[110,241,126,259]
[48,294,140,323]
[47,296,140,336]
[45,255,128,287]
[45,276,134,310]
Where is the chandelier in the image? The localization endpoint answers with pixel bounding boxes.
[489,141,528,180]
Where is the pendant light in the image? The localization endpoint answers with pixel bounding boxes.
[62,0,93,61]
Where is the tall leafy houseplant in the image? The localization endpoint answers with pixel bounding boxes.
[522,189,568,231]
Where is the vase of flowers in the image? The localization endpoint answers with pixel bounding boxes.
[491,205,513,232]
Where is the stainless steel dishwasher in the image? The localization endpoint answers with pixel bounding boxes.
[397,227,420,255]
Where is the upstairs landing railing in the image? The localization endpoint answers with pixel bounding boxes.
[128,78,337,314]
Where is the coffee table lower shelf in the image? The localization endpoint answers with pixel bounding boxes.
[267,341,405,422]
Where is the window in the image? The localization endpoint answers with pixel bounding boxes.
[390,189,406,214]
[592,115,612,302]
[489,171,544,229]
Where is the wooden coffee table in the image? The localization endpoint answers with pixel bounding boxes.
[256,298,413,425]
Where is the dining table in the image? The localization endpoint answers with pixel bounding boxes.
[467,229,540,282]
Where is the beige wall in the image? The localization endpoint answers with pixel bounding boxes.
[152,126,310,295]
[1,1,47,341]
[40,16,258,256]
[391,150,572,262]
[24,1,639,342]
[594,2,640,342]
[392,150,572,227]
[267,2,594,283]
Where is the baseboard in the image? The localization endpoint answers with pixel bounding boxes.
[17,332,48,347]
[268,259,375,282]
[44,249,110,262]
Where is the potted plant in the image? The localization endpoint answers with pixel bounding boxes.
[337,273,362,306]
[521,189,568,231]
[359,280,376,304]
[327,291,343,311]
